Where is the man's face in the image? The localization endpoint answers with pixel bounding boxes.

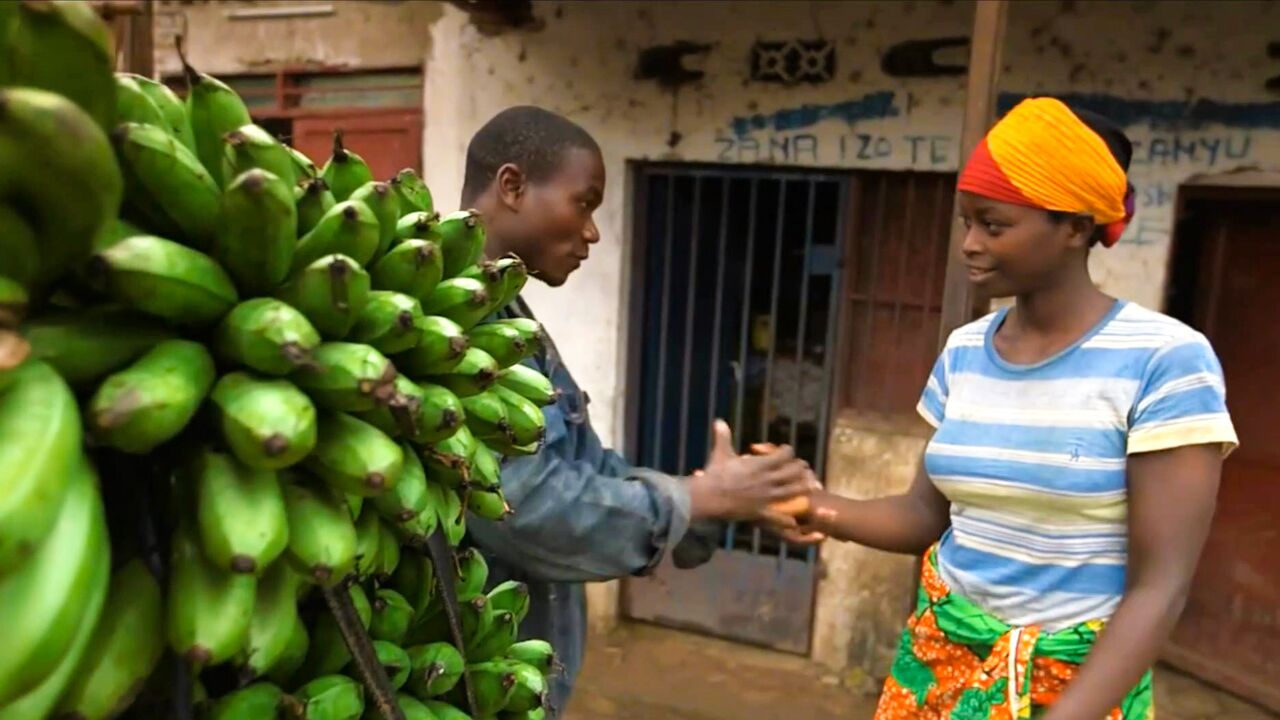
[503,147,605,287]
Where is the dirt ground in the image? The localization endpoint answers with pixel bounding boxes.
[564,623,1278,720]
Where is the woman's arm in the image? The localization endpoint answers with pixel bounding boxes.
[1041,443,1222,720]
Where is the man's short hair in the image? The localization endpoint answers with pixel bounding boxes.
[461,106,600,204]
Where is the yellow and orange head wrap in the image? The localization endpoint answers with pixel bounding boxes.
[958,97,1135,247]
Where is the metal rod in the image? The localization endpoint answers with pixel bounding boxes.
[815,181,849,481]
[885,175,917,409]
[706,179,731,447]
[651,175,676,470]
[855,177,889,409]
[790,180,817,450]
[726,179,759,551]
[756,180,788,551]
[676,177,703,474]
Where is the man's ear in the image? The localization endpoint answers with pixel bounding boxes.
[495,163,525,211]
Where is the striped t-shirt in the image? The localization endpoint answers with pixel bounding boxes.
[918,300,1238,630]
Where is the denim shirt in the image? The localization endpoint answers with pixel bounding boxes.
[463,298,705,716]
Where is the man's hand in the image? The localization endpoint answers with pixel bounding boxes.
[687,419,812,522]
[757,469,827,545]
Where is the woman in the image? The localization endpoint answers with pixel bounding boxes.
[792,98,1238,719]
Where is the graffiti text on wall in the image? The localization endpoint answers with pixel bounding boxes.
[715,130,954,167]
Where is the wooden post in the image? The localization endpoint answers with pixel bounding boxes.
[104,0,154,76]
[936,0,1009,348]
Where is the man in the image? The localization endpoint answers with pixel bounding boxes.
[460,106,814,715]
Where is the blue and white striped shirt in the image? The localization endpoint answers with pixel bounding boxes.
[919,300,1237,630]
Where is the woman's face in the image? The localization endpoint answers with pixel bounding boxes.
[956,191,1091,298]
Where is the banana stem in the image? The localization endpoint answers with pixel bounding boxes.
[175,34,199,88]
[321,582,406,720]
[332,129,347,160]
[422,531,481,717]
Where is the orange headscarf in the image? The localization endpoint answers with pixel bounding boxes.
[958,98,1134,247]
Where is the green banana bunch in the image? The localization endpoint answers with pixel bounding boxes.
[0,450,109,707]
[493,257,530,312]
[23,307,174,385]
[377,693,434,720]
[374,519,402,580]
[422,424,479,489]
[223,123,298,190]
[214,168,298,296]
[283,480,358,585]
[86,339,216,454]
[492,384,547,446]
[349,180,401,261]
[275,254,371,340]
[468,443,503,492]
[372,442,431,523]
[268,614,311,686]
[353,504,383,580]
[0,360,81,574]
[206,683,302,720]
[501,660,550,714]
[212,372,318,470]
[395,211,440,243]
[215,298,321,376]
[0,204,37,290]
[321,130,375,202]
[293,200,381,272]
[423,277,492,331]
[436,210,486,279]
[504,640,558,676]
[0,87,121,291]
[293,341,398,412]
[88,234,239,326]
[390,168,434,215]
[465,660,518,717]
[167,520,257,668]
[394,315,470,376]
[288,143,320,181]
[349,290,425,355]
[467,321,539,368]
[295,674,365,720]
[496,363,558,406]
[127,72,198,152]
[459,595,492,647]
[5,0,115,131]
[436,347,501,398]
[370,239,444,302]
[487,580,531,624]
[371,640,413,691]
[392,493,440,546]
[424,700,474,720]
[364,377,466,446]
[467,610,518,662]
[297,177,339,236]
[237,561,303,681]
[468,487,512,521]
[113,122,221,250]
[370,588,416,645]
[459,390,512,444]
[405,642,464,698]
[455,547,490,599]
[459,260,505,313]
[181,48,252,186]
[389,552,436,621]
[193,449,289,574]
[113,72,166,127]
[304,411,405,497]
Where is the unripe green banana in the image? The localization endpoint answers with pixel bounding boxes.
[237,561,304,682]
[389,552,436,621]
[206,682,302,720]
[395,211,441,243]
[466,321,536,369]
[349,180,401,261]
[88,234,239,326]
[459,391,512,445]
[405,642,465,698]
[439,484,468,547]
[192,450,289,574]
[128,72,197,153]
[501,659,549,714]
[223,123,298,190]
[487,580,531,624]
[424,700,474,720]
[293,200,381,272]
[353,504,383,580]
[0,203,38,290]
[374,518,402,581]
[437,347,501,398]
[370,239,444,302]
[471,318,546,353]
[422,424,478,489]
[283,480,358,586]
[321,130,374,202]
[114,72,166,127]
[296,674,365,720]
[24,307,174,386]
[466,660,518,717]
[214,168,298,296]
[215,298,322,376]
[393,495,440,546]
[372,442,431,523]
[267,614,310,686]
[275,254,371,340]
[181,49,252,186]
[0,278,28,332]
[370,588,416,646]
[390,168,434,215]
[6,0,115,131]
[212,372,318,470]
[493,257,529,313]
[404,603,449,648]
[455,547,490,600]
[167,520,257,668]
[467,610,518,663]
[370,640,413,692]
[467,487,512,522]
[113,122,221,250]
[394,315,470,376]
[495,364,557,407]
[365,377,466,446]
[346,493,364,522]
[491,384,547,446]
[468,443,503,493]
[298,610,353,682]
[422,277,491,331]
[288,143,319,181]
[305,411,405,497]
[378,693,433,720]
[436,210,486,279]
[349,290,425,355]
[459,595,494,648]
[297,177,338,236]
[504,640,558,677]
[293,341,398,412]
[87,339,215,454]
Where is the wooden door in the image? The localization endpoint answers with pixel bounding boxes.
[292,111,423,181]
[1165,198,1280,712]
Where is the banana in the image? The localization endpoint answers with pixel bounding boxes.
[393,496,440,546]
[380,693,433,720]
[393,315,469,376]
[283,480,358,585]
[353,504,383,580]
[295,674,365,720]
[114,73,165,128]
[212,372,318,470]
[215,298,321,376]
[206,683,302,720]
[112,122,221,250]
[214,168,298,296]
[468,610,517,663]
[492,384,547,446]
[349,180,401,261]
[0,450,108,707]
[6,0,115,131]
[405,642,464,698]
[0,361,80,574]
[365,378,465,446]
[0,279,27,331]
[275,254,371,340]
[504,708,548,720]
[181,46,252,186]
[371,640,413,692]
[223,123,298,190]
[466,321,537,368]
[293,341,398,412]
[395,210,440,243]
[465,660,518,717]
[0,204,38,290]
[487,581,531,624]
[346,493,364,521]
[504,640,558,677]
[237,561,303,681]
[495,364,557,406]
[304,411,405,497]
[493,257,530,312]
[96,216,146,252]
[192,450,289,574]
[459,390,512,444]
[370,239,444,302]
[390,168,434,215]
[436,210,487,279]
[468,443,503,493]
[467,487,512,522]
[128,72,197,153]
[321,130,375,202]
[422,277,492,331]
[86,339,216,454]
[349,290,425,355]
[267,614,310,686]
[88,234,239,326]
[437,347,501,398]
[424,700,474,720]
[0,88,121,291]
[389,552,436,621]
[455,547,490,600]
[167,520,257,668]
[501,660,550,714]
[297,177,338,236]
[300,612,351,680]
[22,305,176,386]
[374,518,402,580]
[288,143,319,181]
[422,424,478,489]
[373,442,431,523]
[370,588,416,645]
[293,200,381,272]
[439,484,468,547]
